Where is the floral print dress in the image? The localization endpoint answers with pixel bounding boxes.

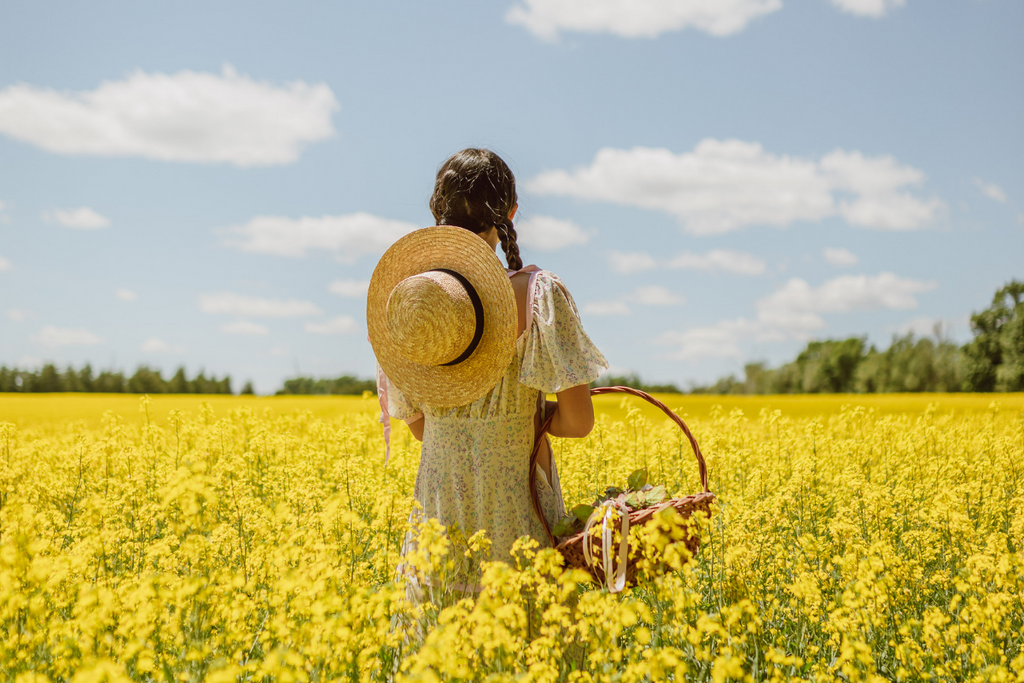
[380,268,608,568]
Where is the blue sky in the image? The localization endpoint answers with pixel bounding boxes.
[1,0,1021,393]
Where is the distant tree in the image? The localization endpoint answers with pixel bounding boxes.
[792,338,866,393]
[94,370,126,393]
[962,280,1024,391]
[38,364,62,392]
[240,381,255,395]
[276,375,377,396]
[127,367,167,394]
[169,367,190,393]
[593,372,682,394]
[993,281,1024,391]
[77,364,95,392]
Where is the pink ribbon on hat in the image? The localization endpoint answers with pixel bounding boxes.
[376,363,394,466]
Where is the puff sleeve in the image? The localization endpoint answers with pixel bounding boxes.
[376,364,423,424]
[519,271,608,394]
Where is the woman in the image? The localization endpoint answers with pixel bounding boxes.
[372,148,608,584]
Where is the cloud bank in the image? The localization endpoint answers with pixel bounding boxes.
[506,0,782,39]
[198,292,322,318]
[305,316,358,335]
[43,207,111,229]
[0,66,337,167]
[657,272,937,359]
[221,213,418,263]
[823,247,858,266]
[527,140,944,234]
[32,326,103,349]
[608,248,766,275]
[829,0,905,18]
[583,284,684,316]
[515,215,589,251]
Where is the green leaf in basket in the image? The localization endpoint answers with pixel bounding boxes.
[627,468,648,491]
[644,484,667,506]
[572,504,595,522]
[625,491,642,509]
[603,486,624,499]
[551,514,580,537]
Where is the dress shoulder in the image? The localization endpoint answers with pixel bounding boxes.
[376,364,423,423]
[518,270,608,394]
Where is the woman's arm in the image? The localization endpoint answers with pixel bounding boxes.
[407,415,424,442]
[546,383,595,438]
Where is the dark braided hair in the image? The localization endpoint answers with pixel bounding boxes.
[430,148,523,271]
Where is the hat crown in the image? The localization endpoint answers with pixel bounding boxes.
[386,271,477,366]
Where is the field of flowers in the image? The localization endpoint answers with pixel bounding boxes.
[1,393,1022,682]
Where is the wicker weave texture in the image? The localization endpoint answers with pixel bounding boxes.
[529,387,715,589]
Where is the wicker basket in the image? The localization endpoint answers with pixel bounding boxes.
[529,386,715,591]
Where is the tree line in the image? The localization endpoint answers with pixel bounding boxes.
[0,364,377,396]
[274,375,376,396]
[0,365,236,395]
[689,280,1024,394]
[3,281,1020,396]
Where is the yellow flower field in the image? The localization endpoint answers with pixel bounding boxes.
[1,393,1022,682]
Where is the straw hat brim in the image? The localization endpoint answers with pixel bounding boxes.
[367,226,517,409]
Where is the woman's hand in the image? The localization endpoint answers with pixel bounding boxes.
[547,383,595,438]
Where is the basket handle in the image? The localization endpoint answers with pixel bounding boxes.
[529,385,710,547]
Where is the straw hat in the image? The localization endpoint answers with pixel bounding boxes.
[367,225,517,408]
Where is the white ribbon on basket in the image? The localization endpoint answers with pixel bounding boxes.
[581,499,630,594]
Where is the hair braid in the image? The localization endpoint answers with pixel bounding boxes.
[498,217,523,271]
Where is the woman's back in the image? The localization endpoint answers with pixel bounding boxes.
[384,267,606,564]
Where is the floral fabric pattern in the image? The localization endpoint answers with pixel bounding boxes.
[383,269,608,566]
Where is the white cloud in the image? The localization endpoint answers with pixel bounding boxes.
[656,272,937,360]
[973,178,1007,204]
[0,200,10,223]
[0,65,337,167]
[7,308,29,322]
[823,247,858,267]
[42,206,110,229]
[270,345,290,357]
[305,316,358,335]
[893,315,942,339]
[669,249,767,275]
[221,321,269,336]
[829,0,905,18]
[328,279,370,298]
[608,250,659,274]
[221,212,419,263]
[115,288,138,302]
[18,354,44,369]
[506,0,782,40]
[527,140,943,234]
[199,292,322,318]
[584,284,684,315]
[0,254,10,272]
[514,215,590,251]
[140,337,184,353]
[892,315,969,341]
[820,150,944,230]
[32,325,103,348]
[656,319,757,360]
[583,300,632,316]
[757,273,938,334]
[632,285,685,306]
[609,248,766,275]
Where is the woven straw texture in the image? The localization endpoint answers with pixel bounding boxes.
[530,386,715,588]
[367,226,516,408]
